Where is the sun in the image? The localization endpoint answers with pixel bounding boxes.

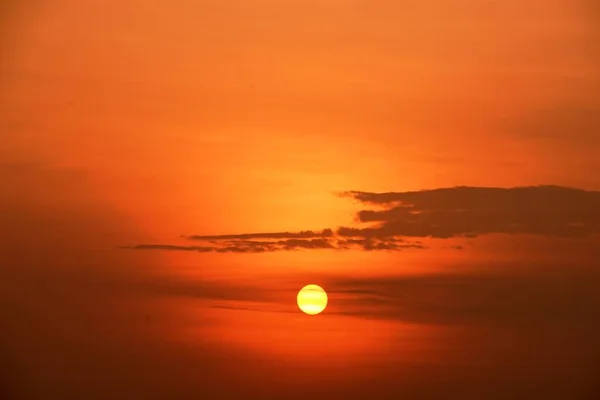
[297,284,328,315]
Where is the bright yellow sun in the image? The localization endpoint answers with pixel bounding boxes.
[297,284,328,315]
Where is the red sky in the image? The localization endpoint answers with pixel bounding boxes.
[2,1,600,399]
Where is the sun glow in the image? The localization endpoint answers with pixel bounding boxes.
[297,284,328,315]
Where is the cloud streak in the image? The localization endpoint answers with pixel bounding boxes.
[124,185,600,253]
[123,237,425,253]
[185,229,334,241]
[326,267,600,326]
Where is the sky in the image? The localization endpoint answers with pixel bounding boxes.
[1,1,600,399]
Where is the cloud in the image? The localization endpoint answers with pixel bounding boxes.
[122,244,260,253]
[209,304,296,314]
[341,185,600,238]
[185,229,334,240]
[124,237,425,253]
[325,266,600,327]
[121,238,335,253]
[124,185,600,253]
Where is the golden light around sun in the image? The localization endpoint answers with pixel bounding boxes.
[297,284,328,315]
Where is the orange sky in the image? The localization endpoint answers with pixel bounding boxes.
[3,0,599,239]
[2,1,600,399]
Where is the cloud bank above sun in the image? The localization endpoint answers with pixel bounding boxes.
[122,185,600,253]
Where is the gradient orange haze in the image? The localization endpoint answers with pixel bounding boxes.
[1,1,600,399]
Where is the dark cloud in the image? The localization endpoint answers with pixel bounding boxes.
[336,237,426,251]
[122,238,336,253]
[124,237,425,253]
[185,229,334,240]
[125,185,600,253]
[341,185,600,239]
[121,244,264,253]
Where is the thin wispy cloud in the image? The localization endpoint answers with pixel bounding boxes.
[325,266,600,327]
[122,238,336,253]
[122,237,425,253]
[185,229,334,240]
